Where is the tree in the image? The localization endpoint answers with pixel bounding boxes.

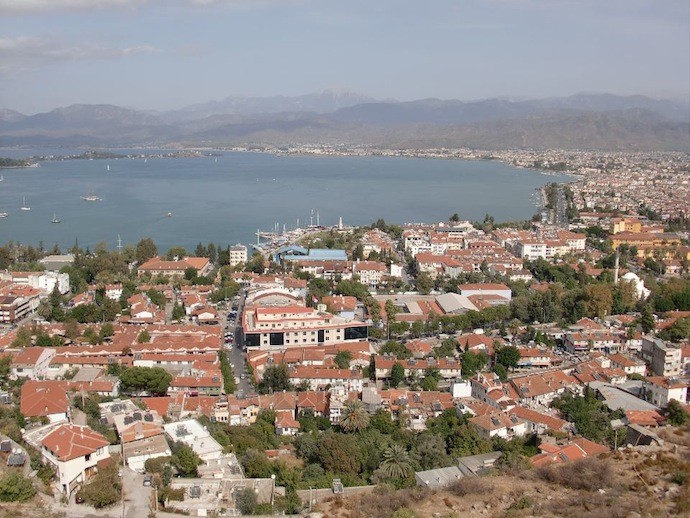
[583,284,613,319]
[235,487,257,515]
[137,329,151,343]
[172,302,185,321]
[135,237,157,264]
[119,367,172,395]
[667,400,689,426]
[258,364,292,394]
[334,350,352,369]
[317,432,361,475]
[496,346,521,370]
[390,362,405,388]
[0,471,36,502]
[184,267,198,281]
[339,399,370,433]
[11,326,31,348]
[416,272,433,295]
[77,462,120,508]
[379,444,413,480]
[460,351,488,378]
[639,305,655,334]
[166,247,187,260]
[100,322,114,339]
[412,433,452,470]
[171,443,202,477]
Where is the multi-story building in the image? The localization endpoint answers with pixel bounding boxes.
[228,244,248,267]
[641,337,682,377]
[40,424,110,497]
[241,304,368,349]
[137,256,212,278]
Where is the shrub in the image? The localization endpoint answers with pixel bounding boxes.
[448,477,491,497]
[145,456,172,474]
[536,458,613,491]
[78,463,121,508]
[509,495,533,510]
[0,471,36,502]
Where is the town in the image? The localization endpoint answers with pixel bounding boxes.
[0,178,689,517]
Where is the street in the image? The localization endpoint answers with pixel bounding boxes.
[222,290,254,395]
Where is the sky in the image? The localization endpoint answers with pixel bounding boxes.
[0,0,688,114]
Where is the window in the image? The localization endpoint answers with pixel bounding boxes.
[85,454,91,461]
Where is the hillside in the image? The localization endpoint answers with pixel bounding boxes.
[313,426,690,518]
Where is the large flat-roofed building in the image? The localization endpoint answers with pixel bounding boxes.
[274,245,348,264]
[242,304,368,350]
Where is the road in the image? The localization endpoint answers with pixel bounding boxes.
[222,290,253,395]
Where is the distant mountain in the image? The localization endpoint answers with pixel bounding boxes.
[0,104,176,145]
[161,90,379,123]
[1,93,688,151]
[0,109,26,123]
[329,94,690,126]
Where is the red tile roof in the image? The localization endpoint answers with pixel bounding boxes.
[42,424,109,461]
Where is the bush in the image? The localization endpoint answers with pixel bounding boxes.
[509,495,533,510]
[235,487,257,515]
[78,462,121,508]
[0,471,36,502]
[536,458,613,491]
[448,477,491,497]
[145,456,172,474]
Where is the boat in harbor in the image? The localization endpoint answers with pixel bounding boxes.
[0,210,8,218]
[81,191,102,201]
[51,212,61,224]
[20,197,30,211]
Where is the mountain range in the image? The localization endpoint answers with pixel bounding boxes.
[1,92,688,151]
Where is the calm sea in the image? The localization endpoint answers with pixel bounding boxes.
[0,149,569,252]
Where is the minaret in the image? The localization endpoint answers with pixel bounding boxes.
[338,216,343,230]
[614,250,620,285]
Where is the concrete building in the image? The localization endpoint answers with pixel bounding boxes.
[242,304,368,350]
[228,244,248,267]
[40,424,110,497]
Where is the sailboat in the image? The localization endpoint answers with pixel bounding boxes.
[106,164,110,172]
[51,212,61,224]
[20,196,30,211]
[0,175,4,181]
[81,190,102,201]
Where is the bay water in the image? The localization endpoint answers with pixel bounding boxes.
[0,150,569,252]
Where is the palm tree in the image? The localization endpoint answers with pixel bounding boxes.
[339,399,370,433]
[379,444,412,480]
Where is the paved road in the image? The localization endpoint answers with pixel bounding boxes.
[222,291,253,395]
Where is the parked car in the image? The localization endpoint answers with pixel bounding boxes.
[143,475,153,487]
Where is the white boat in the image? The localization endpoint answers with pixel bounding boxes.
[0,210,8,218]
[81,191,102,201]
[167,212,173,218]
[106,164,110,172]
[0,175,4,181]
[20,197,30,211]
[51,212,61,224]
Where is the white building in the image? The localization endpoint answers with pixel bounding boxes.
[163,419,223,461]
[40,424,110,497]
[644,377,689,407]
[228,244,248,267]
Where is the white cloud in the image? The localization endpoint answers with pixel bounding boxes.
[0,36,159,73]
[0,0,148,12]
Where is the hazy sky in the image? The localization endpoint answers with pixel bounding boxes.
[1,0,688,114]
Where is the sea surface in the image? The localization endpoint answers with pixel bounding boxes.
[0,149,570,252]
